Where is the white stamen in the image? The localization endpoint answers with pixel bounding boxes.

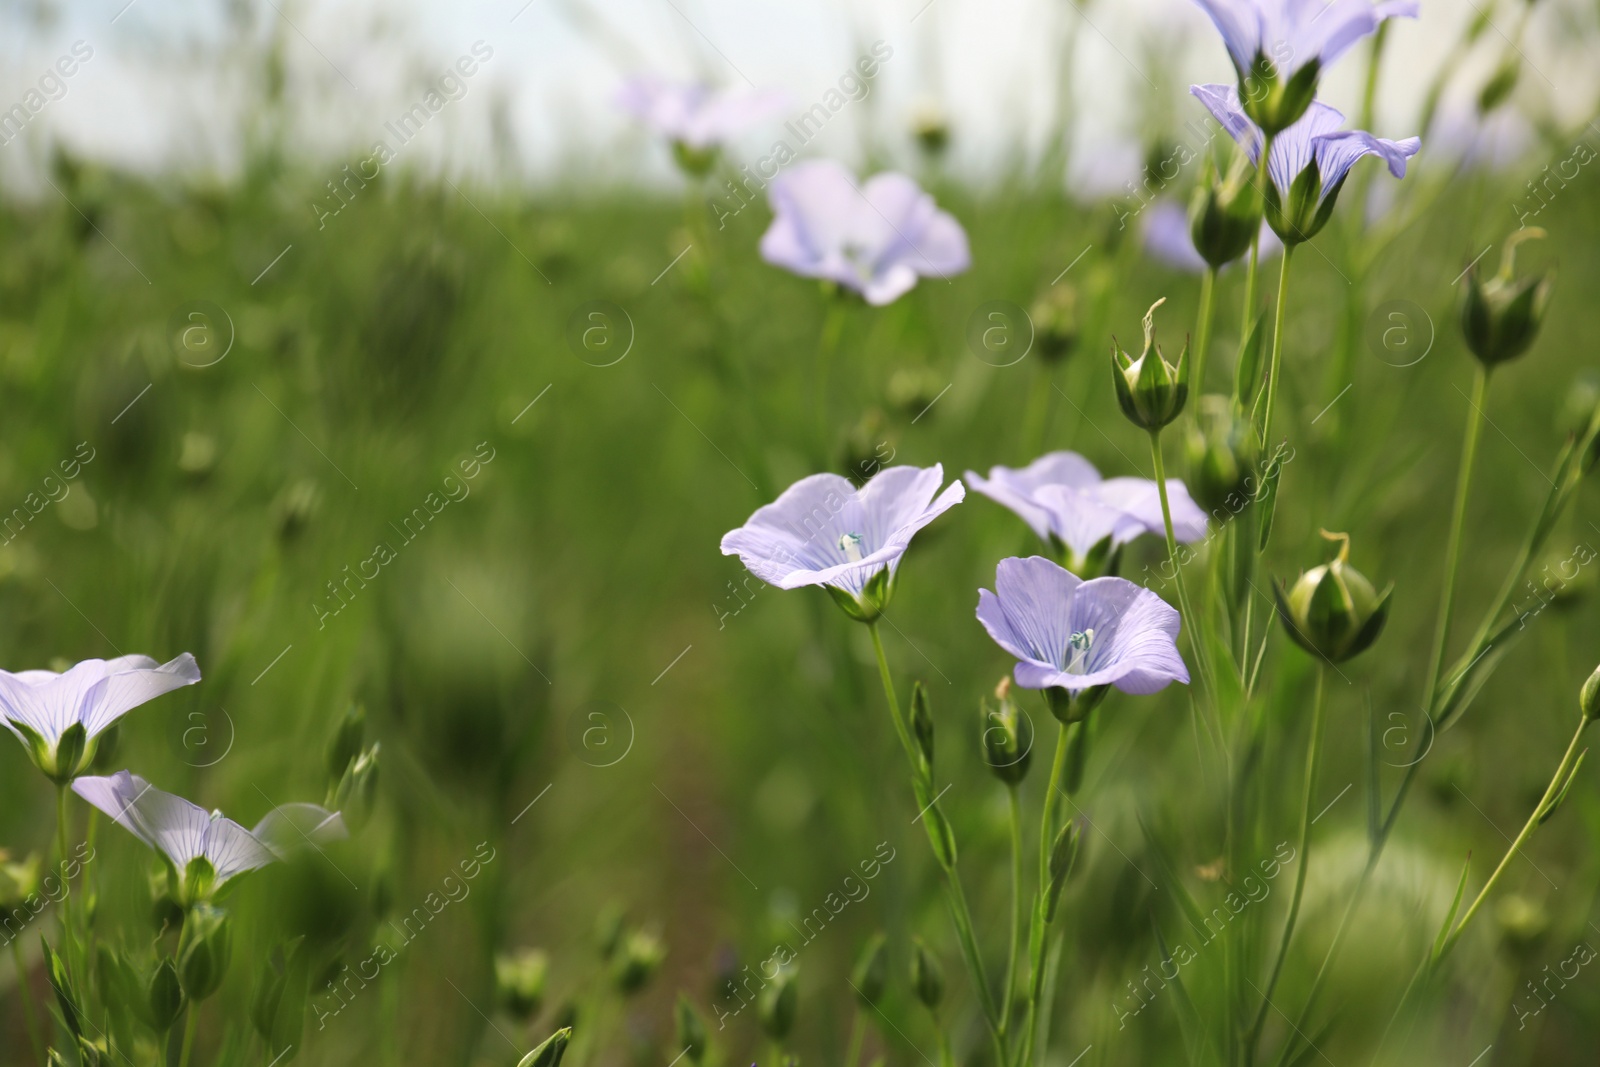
[838,532,865,563]
[1066,628,1095,674]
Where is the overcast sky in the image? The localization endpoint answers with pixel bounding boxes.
[0,0,1594,191]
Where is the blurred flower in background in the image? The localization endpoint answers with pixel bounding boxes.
[617,75,787,175]
[760,159,970,304]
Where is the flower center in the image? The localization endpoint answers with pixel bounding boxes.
[842,242,876,281]
[1065,628,1095,674]
[838,532,865,562]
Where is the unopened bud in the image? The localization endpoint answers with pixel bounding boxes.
[909,682,934,775]
[1044,820,1082,923]
[1029,284,1079,365]
[909,937,944,1010]
[149,957,184,1033]
[851,932,888,1008]
[1581,664,1600,721]
[1112,298,1189,431]
[1189,151,1263,270]
[1462,229,1553,368]
[1274,531,1392,664]
[495,948,549,1021]
[177,904,233,1002]
[981,681,1033,785]
[613,929,666,995]
[758,966,799,1039]
[516,1027,572,1067]
[325,703,365,781]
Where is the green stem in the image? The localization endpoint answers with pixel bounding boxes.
[1258,248,1295,448]
[864,621,1005,1059]
[1020,723,1072,1067]
[1149,429,1218,734]
[55,784,73,957]
[1240,134,1274,328]
[1001,786,1025,1038]
[1193,267,1217,400]
[1247,666,1327,1056]
[11,937,44,1064]
[815,300,848,461]
[1423,364,1490,711]
[1441,716,1590,958]
[179,1005,199,1067]
[845,1009,867,1067]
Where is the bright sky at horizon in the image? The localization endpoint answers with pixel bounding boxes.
[0,0,1593,194]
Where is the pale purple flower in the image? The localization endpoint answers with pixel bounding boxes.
[1192,85,1420,205]
[0,654,200,779]
[977,556,1189,694]
[760,160,971,305]
[720,465,964,602]
[965,452,1206,563]
[1142,199,1281,273]
[617,76,786,149]
[1192,0,1418,83]
[74,770,347,899]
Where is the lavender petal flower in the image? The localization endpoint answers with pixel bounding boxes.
[720,464,964,600]
[1192,0,1419,82]
[760,160,971,305]
[976,556,1189,694]
[617,76,786,149]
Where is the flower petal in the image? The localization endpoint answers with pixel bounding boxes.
[1066,578,1189,694]
[201,817,280,883]
[1267,101,1348,196]
[1095,477,1209,543]
[1190,83,1263,163]
[73,771,210,870]
[1192,0,1264,73]
[1314,130,1421,193]
[79,653,202,739]
[252,803,349,859]
[966,452,1102,542]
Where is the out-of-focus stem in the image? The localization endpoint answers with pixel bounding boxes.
[1193,267,1217,400]
[1001,786,1024,1038]
[1150,429,1217,736]
[1423,365,1490,712]
[12,938,44,1064]
[1258,248,1295,448]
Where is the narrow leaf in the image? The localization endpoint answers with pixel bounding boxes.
[1430,853,1472,963]
[1538,749,1587,826]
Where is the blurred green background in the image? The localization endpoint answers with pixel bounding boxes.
[1,16,1600,1067]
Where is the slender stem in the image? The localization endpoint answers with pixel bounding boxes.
[1149,430,1217,730]
[1193,267,1217,400]
[1240,134,1274,330]
[1247,666,1326,1056]
[11,937,44,1064]
[864,621,1005,1058]
[845,1009,867,1067]
[1021,723,1072,1067]
[1423,364,1490,711]
[935,1027,954,1067]
[1442,716,1590,958]
[179,1005,199,1067]
[815,300,848,460]
[55,784,73,957]
[1258,248,1295,448]
[1001,786,1025,1037]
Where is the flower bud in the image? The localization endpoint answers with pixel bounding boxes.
[328,743,380,832]
[850,932,888,1008]
[909,682,934,775]
[148,957,184,1033]
[671,141,720,179]
[1495,893,1548,955]
[909,937,944,1010]
[325,703,365,782]
[1462,229,1553,367]
[911,103,950,158]
[517,1027,573,1067]
[676,994,709,1064]
[0,851,42,908]
[1238,54,1321,135]
[495,948,549,1021]
[612,929,666,995]
[1029,284,1079,365]
[1185,395,1258,513]
[1581,664,1600,721]
[1188,152,1264,270]
[1044,820,1082,923]
[1477,58,1520,114]
[177,904,233,1002]
[1112,298,1189,431]
[1274,531,1392,664]
[758,966,798,1039]
[981,678,1033,785]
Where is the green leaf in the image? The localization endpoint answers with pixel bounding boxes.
[41,937,81,1040]
[1234,314,1267,407]
[1538,749,1586,826]
[912,776,957,871]
[1255,449,1286,552]
[1430,853,1472,963]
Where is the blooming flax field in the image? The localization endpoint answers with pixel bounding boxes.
[3,1,1600,1066]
